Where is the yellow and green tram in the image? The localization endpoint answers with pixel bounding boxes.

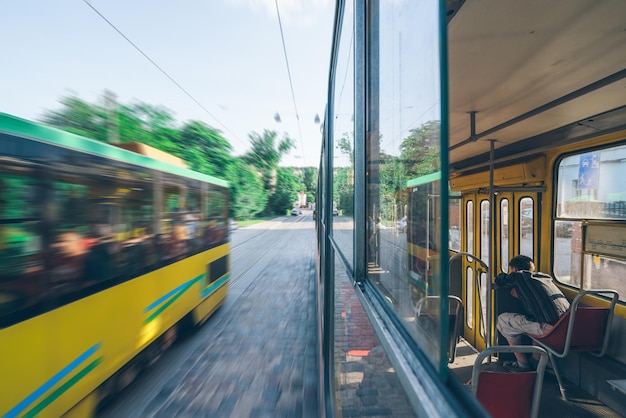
[0,113,230,417]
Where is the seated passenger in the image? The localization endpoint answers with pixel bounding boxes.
[495,255,570,372]
[50,230,87,287]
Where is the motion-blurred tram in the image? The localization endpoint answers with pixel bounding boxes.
[316,0,626,416]
[0,113,230,417]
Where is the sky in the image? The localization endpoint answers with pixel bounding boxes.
[0,0,335,167]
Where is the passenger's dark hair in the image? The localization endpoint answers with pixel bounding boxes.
[509,254,534,271]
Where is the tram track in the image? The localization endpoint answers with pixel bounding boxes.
[229,217,305,288]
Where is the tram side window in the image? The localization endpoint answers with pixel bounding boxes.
[519,197,534,259]
[466,200,474,254]
[161,180,190,262]
[204,188,228,248]
[555,145,626,300]
[449,196,461,251]
[480,200,489,266]
[48,178,90,295]
[0,169,45,323]
[500,199,509,273]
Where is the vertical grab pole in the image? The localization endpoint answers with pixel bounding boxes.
[487,139,496,348]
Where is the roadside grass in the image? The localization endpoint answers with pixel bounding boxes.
[236,215,276,228]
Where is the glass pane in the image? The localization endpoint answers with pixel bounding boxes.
[449,196,460,251]
[466,267,473,328]
[583,253,626,302]
[519,197,533,259]
[557,145,626,220]
[331,0,354,267]
[366,0,443,367]
[553,220,580,285]
[466,201,474,254]
[0,168,45,319]
[500,199,509,273]
[480,200,489,266]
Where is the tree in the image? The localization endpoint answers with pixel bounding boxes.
[244,129,294,172]
[243,130,294,214]
[177,121,233,177]
[269,167,301,215]
[400,120,441,178]
[40,95,108,141]
[301,167,318,205]
[228,159,268,219]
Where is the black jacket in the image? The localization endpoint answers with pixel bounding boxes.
[495,271,570,324]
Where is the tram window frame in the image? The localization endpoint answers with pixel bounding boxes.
[479,200,489,266]
[500,198,510,273]
[554,144,626,300]
[519,197,534,260]
[466,200,474,255]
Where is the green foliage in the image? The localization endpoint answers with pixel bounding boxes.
[177,121,233,177]
[301,167,318,204]
[400,120,440,178]
[268,167,301,215]
[244,130,294,172]
[368,120,441,222]
[40,96,108,141]
[228,160,268,219]
[39,91,316,220]
[332,167,354,216]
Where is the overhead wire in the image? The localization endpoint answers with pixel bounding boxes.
[274,0,307,167]
[82,0,247,149]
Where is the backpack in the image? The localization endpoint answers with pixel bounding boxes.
[495,271,570,324]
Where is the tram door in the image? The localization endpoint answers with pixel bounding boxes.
[495,192,540,277]
[460,191,540,349]
[460,194,490,350]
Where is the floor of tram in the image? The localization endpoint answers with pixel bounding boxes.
[449,338,622,417]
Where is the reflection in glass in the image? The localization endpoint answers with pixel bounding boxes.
[366,0,443,366]
[449,195,461,251]
[331,0,354,266]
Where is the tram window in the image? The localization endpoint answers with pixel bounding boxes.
[466,201,474,255]
[0,169,45,322]
[500,199,509,273]
[331,0,354,267]
[583,254,626,301]
[49,178,90,295]
[362,0,444,368]
[449,197,460,251]
[555,144,626,299]
[519,197,533,259]
[480,270,487,338]
[556,145,626,220]
[204,188,228,249]
[466,266,473,328]
[480,200,489,266]
[553,220,582,286]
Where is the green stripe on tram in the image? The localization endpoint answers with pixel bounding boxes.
[406,171,442,188]
[23,357,103,418]
[144,280,197,325]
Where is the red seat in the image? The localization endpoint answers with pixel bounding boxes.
[529,289,619,401]
[471,346,548,418]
